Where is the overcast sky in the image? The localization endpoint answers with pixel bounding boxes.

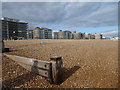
[2,2,118,34]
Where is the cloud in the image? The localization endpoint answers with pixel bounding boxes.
[1,0,119,2]
[101,30,119,37]
[2,2,118,31]
[2,2,64,22]
[61,2,118,27]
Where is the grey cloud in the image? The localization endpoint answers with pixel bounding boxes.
[63,2,101,20]
[2,2,118,30]
[61,3,117,28]
[2,2,65,22]
[101,30,119,37]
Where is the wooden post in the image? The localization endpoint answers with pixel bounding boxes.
[50,56,62,84]
[2,40,4,53]
[2,40,9,52]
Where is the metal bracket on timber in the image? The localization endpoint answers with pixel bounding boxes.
[4,54,62,85]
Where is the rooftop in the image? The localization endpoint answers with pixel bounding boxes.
[1,17,28,23]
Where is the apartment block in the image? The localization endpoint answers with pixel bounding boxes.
[0,17,28,40]
[40,28,45,39]
[53,30,103,40]
[54,32,58,39]
[18,22,28,39]
[33,27,41,39]
[90,34,95,39]
[73,32,80,39]
[1,17,28,40]
[94,33,102,39]
[58,30,65,39]
[33,27,52,39]
[85,33,90,39]
[44,29,52,39]
[73,32,86,39]
[64,31,72,39]
[27,29,33,39]
[55,30,72,39]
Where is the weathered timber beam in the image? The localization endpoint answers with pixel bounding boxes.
[4,54,52,79]
[4,54,51,70]
[17,62,49,77]
[4,54,63,84]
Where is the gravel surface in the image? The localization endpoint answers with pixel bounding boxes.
[2,39,118,88]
